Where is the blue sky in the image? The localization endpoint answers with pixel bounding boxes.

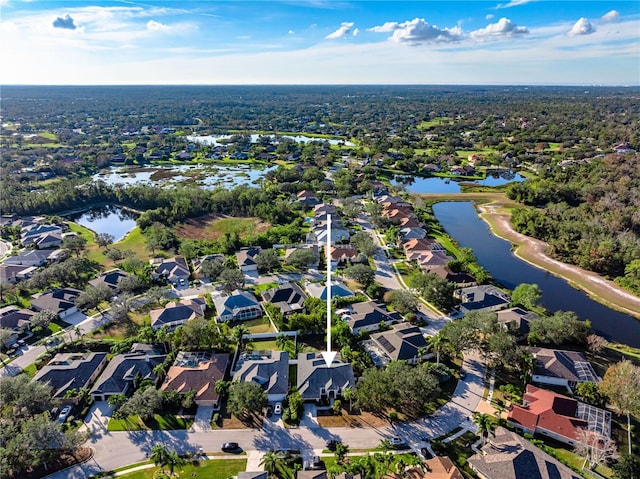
[1,1,638,85]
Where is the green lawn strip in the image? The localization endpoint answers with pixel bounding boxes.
[114,227,149,259]
[38,132,58,140]
[249,339,279,351]
[417,118,451,129]
[21,363,37,377]
[237,317,274,334]
[107,414,193,431]
[117,458,247,478]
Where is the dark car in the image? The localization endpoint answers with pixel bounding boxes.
[421,448,433,459]
[221,442,241,453]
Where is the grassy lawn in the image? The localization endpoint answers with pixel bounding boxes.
[249,339,278,350]
[114,227,149,259]
[417,117,451,129]
[66,221,111,266]
[176,216,269,241]
[536,436,612,479]
[107,414,193,431]
[234,317,274,334]
[437,431,478,478]
[119,458,246,478]
[455,147,499,159]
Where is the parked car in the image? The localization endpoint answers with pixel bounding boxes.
[459,369,466,379]
[274,402,282,415]
[389,436,409,449]
[221,442,240,453]
[57,406,72,423]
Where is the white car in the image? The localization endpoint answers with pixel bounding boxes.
[57,406,72,423]
[274,402,282,415]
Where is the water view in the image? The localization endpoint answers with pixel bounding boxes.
[395,171,525,193]
[433,201,640,347]
[92,164,275,190]
[186,133,354,146]
[67,205,137,242]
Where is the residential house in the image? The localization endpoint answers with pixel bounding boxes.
[370,323,430,365]
[0,306,34,347]
[297,472,327,479]
[20,224,63,247]
[30,287,82,319]
[150,298,206,331]
[192,254,226,280]
[262,283,307,317]
[413,251,454,271]
[297,352,355,402]
[311,222,350,245]
[3,249,53,267]
[160,351,230,408]
[402,238,446,255]
[285,244,319,270]
[313,203,337,216]
[151,256,190,289]
[33,352,108,403]
[297,190,320,208]
[233,350,289,403]
[508,384,611,446]
[528,348,600,391]
[236,247,262,274]
[496,307,537,340]
[327,245,359,270]
[426,266,476,287]
[88,268,133,292]
[382,457,463,479]
[468,427,581,479]
[212,290,262,322]
[0,264,38,284]
[455,285,510,314]
[342,301,402,335]
[398,217,422,229]
[305,280,354,301]
[399,227,427,241]
[90,344,167,402]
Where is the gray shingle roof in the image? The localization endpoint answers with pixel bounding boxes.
[234,350,289,397]
[529,347,600,383]
[345,301,401,331]
[30,288,82,314]
[262,283,307,315]
[371,322,427,361]
[213,290,261,318]
[297,352,355,401]
[33,352,108,399]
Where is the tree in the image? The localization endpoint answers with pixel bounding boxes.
[227,381,267,419]
[62,235,87,256]
[408,271,456,311]
[518,351,535,385]
[285,248,317,270]
[343,263,375,287]
[146,285,168,305]
[386,289,419,315]
[118,275,147,294]
[600,360,640,454]
[165,450,185,475]
[0,374,53,417]
[260,450,286,479]
[219,268,245,293]
[575,382,607,408]
[96,233,115,249]
[527,311,590,345]
[255,249,281,273]
[0,328,14,348]
[342,197,363,220]
[31,309,57,331]
[511,283,542,310]
[231,324,251,352]
[150,443,171,471]
[473,412,498,445]
[586,334,608,352]
[120,387,163,421]
[334,442,349,464]
[613,453,640,479]
[574,428,617,470]
[199,257,225,281]
[350,231,377,257]
[427,332,447,365]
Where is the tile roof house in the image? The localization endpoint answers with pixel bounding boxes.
[0,306,34,347]
[233,350,289,403]
[30,287,82,319]
[399,227,427,241]
[212,289,262,322]
[426,266,476,287]
[297,352,355,402]
[370,322,430,365]
[297,190,320,208]
[529,348,600,391]
[341,301,402,335]
[402,238,446,255]
[496,307,538,340]
[90,344,167,402]
[508,385,611,446]
[383,457,463,479]
[305,280,354,301]
[150,298,206,331]
[160,351,230,408]
[33,352,108,404]
[413,251,454,271]
[236,247,262,274]
[88,268,133,292]
[468,427,581,479]
[455,285,510,314]
[326,245,359,270]
[262,283,307,317]
[151,256,190,289]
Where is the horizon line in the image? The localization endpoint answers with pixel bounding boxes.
[2,83,639,88]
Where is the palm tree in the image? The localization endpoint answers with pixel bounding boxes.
[342,387,355,412]
[214,380,230,399]
[166,450,184,474]
[427,332,447,365]
[473,412,497,446]
[519,351,535,385]
[150,443,170,471]
[276,333,291,352]
[231,324,251,352]
[260,450,286,479]
[417,346,428,364]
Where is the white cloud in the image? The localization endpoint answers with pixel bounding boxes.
[146,20,169,31]
[325,21,354,39]
[495,0,536,9]
[470,17,528,40]
[601,10,620,23]
[486,14,494,20]
[288,29,295,35]
[53,14,77,30]
[370,18,463,45]
[568,18,594,37]
[352,28,359,36]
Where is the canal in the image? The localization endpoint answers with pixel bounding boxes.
[432,201,640,347]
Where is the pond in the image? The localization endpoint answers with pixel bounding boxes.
[433,201,640,347]
[186,134,354,146]
[92,164,275,190]
[393,171,526,193]
[67,205,137,242]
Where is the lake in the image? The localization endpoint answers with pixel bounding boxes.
[67,205,137,242]
[433,201,640,347]
[92,164,275,190]
[394,171,526,193]
[186,133,354,146]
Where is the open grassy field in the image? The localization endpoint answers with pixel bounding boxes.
[118,458,247,478]
[417,117,452,129]
[114,227,149,259]
[175,215,270,241]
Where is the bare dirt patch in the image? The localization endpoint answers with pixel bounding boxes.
[316,408,389,428]
[175,214,270,241]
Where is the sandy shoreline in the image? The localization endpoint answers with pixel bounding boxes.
[477,203,640,320]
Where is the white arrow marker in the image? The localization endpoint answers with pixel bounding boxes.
[321,213,337,367]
